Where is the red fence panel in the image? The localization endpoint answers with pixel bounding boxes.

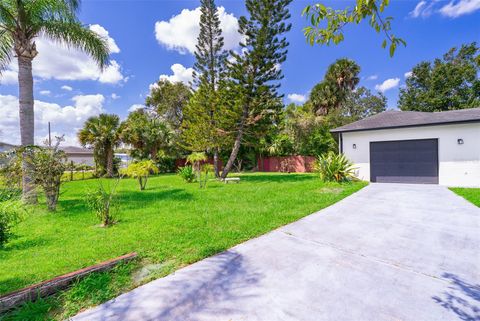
[258,156,316,173]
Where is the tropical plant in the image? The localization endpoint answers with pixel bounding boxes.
[221,0,292,179]
[122,160,159,191]
[399,43,480,112]
[78,114,121,177]
[177,165,195,183]
[302,0,405,56]
[314,151,356,182]
[24,138,67,211]
[0,0,110,203]
[0,190,25,248]
[199,163,214,188]
[119,110,172,161]
[86,178,121,227]
[186,152,208,184]
[0,151,22,189]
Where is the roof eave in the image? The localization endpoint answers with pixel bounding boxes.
[330,119,480,133]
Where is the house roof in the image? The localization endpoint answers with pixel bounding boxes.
[331,108,480,133]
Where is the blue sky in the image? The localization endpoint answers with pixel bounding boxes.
[0,0,479,146]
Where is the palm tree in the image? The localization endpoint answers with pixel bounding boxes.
[326,58,361,94]
[78,114,120,177]
[0,0,110,202]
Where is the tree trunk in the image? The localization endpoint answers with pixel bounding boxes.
[106,147,114,177]
[213,148,220,178]
[221,104,248,179]
[18,56,37,204]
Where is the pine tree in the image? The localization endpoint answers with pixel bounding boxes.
[182,0,228,177]
[220,0,292,179]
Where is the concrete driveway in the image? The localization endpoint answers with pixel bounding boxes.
[73,184,480,321]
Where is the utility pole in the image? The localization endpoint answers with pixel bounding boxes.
[48,122,52,147]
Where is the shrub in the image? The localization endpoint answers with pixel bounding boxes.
[86,179,121,227]
[0,191,25,248]
[122,160,159,191]
[177,165,195,183]
[25,138,67,211]
[314,151,356,182]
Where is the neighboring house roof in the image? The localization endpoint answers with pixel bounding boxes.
[331,108,480,133]
[61,146,94,155]
[0,142,16,152]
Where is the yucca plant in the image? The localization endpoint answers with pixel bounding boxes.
[314,151,357,182]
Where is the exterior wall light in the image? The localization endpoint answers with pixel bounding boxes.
[353,144,357,149]
[457,139,464,145]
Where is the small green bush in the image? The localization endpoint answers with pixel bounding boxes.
[121,160,159,191]
[0,191,25,248]
[314,151,356,182]
[86,179,121,227]
[177,165,195,183]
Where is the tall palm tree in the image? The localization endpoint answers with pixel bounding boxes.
[326,58,361,93]
[78,114,120,177]
[0,0,110,202]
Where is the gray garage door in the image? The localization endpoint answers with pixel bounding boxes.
[370,139,439,184]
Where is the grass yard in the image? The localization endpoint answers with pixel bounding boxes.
[1,173,366,319]
[450,187,480,207]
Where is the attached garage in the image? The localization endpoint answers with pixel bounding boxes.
[331,108,480,187]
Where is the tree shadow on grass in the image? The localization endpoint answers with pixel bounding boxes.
[432,273,480,321]
[119,188,194,211]
[238,173,315,183]
[79,250,261,321]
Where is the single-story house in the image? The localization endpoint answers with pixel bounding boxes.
[0,142,16,153]
[62,146,95,166]
[331,108,480,187]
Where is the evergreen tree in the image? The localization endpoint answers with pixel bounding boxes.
[221,0,292,179]
[182,0,228,177]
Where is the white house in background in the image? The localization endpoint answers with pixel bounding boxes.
[331,108,480,187]
[0,142,16,153]
[61,146,95,166]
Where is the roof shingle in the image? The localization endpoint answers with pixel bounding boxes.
[331,108,480,133]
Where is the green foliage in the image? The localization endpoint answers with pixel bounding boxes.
[78,114,121,177]
[122,160,159,191]
[24,138,67,211]
[308,58,361,116]
[145,80,192,130]
[177,165,195,183]
[0,151,22,189]
[119,110,172,162]
[0,0,109,72]
[302,0,406,57]
[314,151,357,182]
[86,179,121,227]
[0,191,25,248]
[399,43,480,112]
[221,0,293,178]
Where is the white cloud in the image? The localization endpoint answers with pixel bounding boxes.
[155,6,243,55]
[0,70,18,85]
[439,0,480,17]
[287,93,307,104]
[89,24,120,54]
[150,63,194,89]
[410,1,431,17]
[375,78,400,92]
[39,90,51,96]
[61,85,73,91]
[366,75,378,81]
[404,71,413,78]
[0,24,124,85]
[128,104,145,112]
[0,94,105,146]
[111,93,120,100]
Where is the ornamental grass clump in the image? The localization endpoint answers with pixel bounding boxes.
[314,151,356,182]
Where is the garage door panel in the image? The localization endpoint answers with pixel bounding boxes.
[370,139,439,184]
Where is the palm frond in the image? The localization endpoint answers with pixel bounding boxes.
[41,20,110,68]
[0,1,17,31]
[0,29,14,72]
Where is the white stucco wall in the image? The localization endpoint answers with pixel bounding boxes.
[341,123,480,187]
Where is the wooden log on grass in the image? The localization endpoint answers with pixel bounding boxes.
[0,252,137,313]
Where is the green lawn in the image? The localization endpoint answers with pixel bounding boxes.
[1,173,366,319]
[450,187,480,207]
